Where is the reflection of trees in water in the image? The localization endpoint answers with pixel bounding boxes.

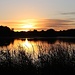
[57,38,75,44]
[0,37,75,47]
[22,38,75,44]
[26,38,57,44]
[0,38,14,46]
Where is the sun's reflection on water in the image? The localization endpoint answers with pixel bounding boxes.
[21,38,39,61]
[23,38,33,52]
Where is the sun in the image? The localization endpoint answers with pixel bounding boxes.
[20,19,37,31]
[24,23,34,28]
[23,23,34,32]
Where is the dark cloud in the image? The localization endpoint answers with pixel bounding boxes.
[67,18,75,20]
[61,12,75,15]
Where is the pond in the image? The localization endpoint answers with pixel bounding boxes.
[0,37,75,66]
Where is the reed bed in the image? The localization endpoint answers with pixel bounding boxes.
[0,43,75,74]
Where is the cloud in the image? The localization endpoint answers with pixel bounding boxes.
[34,19,75,31]
[67,18,75,20]
[37,19,72,25]
[0,19,75,31]
[61,12,75,15]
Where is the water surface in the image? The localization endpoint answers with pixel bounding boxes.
[0,37,75,64]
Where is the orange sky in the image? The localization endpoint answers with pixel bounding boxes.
[0,19,75,31]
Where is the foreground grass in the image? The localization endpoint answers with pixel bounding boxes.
[0,44,75,75]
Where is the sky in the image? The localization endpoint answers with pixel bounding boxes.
[0,0,75,31]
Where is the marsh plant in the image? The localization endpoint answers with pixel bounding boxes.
[0,43,75,74]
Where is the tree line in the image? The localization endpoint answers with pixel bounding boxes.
[0,25,75,38]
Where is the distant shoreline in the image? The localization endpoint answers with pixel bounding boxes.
[0,36,75,39]
[0,26,75,38]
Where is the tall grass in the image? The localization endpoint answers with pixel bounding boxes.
[0,44,75,74]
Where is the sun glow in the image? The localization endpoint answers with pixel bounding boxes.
[20,19,38,31]
[24,23,34,28]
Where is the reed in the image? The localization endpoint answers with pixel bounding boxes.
[0,44,75,74]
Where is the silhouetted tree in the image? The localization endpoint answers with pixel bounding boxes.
[0,25,14,37]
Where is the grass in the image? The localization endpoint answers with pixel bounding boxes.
[0,44,75,74]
